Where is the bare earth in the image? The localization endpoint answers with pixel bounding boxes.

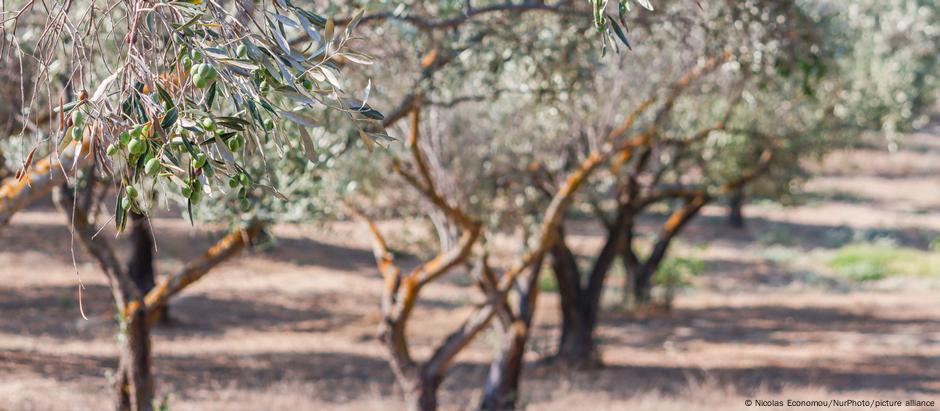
[2,124,940,411]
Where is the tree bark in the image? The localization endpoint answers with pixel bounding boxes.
[114,304,154,411]
[127,212,167,323]
[728,188,745,228]
[480,258,543,410]
[632,197,708,304]
[549,230,597,368]
[405,375,442,411]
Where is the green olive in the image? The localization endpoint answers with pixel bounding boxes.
[145,158,162,176]
[227,136,241,152]
[180,55,192,71]
[125,186,139,199]
[106,144,119,156]
[121,196,133,210]
[192,152,207,169]
[239,173,250,186]
[131,125,144,137]
[119,131,131,146]
[263,119,275,131]
[181,186,193,198]
[239,198,251,212]
[228,176,239,188]
[201,117,216,132]
[189,190,202,204]
[71,111,85,127]
[128,139,147,155]
[192,73,209,88]
[302,79,313,90]
[190,49,202,61]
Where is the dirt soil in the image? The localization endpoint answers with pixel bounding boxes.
[2,123,940,411]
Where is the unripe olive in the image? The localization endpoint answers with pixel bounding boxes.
[119,131,131,146]
[192,152,207,169]
[192,73,209,88]
[228,176,239,188]
[181,186,193,199]
[106,144,119,156]
[145,158,162,176]
[180,55,192,71]
[121,196,133,210]
[71,111,84,127]
[190,49,202,61]
[263,119,275,131]
[128,139,147,155]
[125,186,139,199]
[227,136,241,152]
[201,117,216,132]
[193,63,217,81]
[239,198,251,212]
[192,179,203,192]
[131,125,144,137]
[302,79,313,90]
[239,173,250,186]
[189,190,202,204]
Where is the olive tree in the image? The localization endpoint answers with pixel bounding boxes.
[2,0,378,407]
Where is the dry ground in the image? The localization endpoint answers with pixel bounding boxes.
[2,123,940,410]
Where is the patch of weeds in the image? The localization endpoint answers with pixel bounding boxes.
[651,253,707,307]
[825,239,940,281]
[537,269,558,292]
[761,245,802,264]
[757,227,799,247]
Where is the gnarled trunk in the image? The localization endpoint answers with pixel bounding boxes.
[551,238,596,367]
[481,322,529,410]
[480,258,543,410]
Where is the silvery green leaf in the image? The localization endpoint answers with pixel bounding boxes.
[281,110,320,128]
[298,126,318,162]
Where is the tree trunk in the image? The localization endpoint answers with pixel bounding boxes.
[128,212,155,293]
[480,258,543,410]
[549,232,597,368]
[405,375,441,411]
[728,188,745,228]
[127,212,167,322]
[633,197,708,304]
[632,264,655,305]
[481,322,528,410]
[114,304,154,411]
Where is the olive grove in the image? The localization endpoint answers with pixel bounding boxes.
[1,0,938,410]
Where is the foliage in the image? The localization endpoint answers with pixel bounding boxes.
[2,0,380,229]
[825,241,940,282]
